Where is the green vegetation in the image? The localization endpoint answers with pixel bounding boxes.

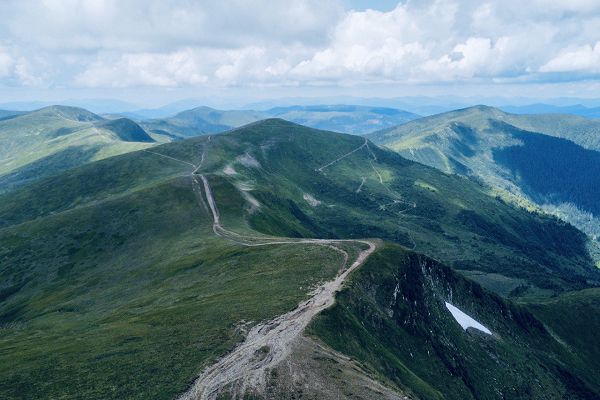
[525,288,600,394]
[1,118,598,398]
[492,124,600,219]
[0,168,349,399]
[309,244,599,399]
[0,109,24,120]
[216,120,595,294]
[368,105,600,239]
[98,117,155,142]
[0,105,156,191]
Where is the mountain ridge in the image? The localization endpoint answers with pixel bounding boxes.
[1,117,599,399]
[369,105,600,239]
[0,105,155,191]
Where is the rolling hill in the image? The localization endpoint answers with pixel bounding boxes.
[0,105,155,191]
[1,119,599,399]
[368,106,600,240]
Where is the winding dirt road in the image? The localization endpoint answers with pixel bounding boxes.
[145,140,379,399]
[181,172,376,399]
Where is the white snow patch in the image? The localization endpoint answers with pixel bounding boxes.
[445,302,491,335]
[303,193,321,207]
[236,153,261,168]
[223,165,237,175]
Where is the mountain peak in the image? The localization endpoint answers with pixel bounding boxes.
[32,105,103,122]
[228,117,323,134]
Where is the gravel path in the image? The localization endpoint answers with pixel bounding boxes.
[143,142,379,399]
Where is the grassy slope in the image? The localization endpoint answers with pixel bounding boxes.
[4,119,594,294]
[369,105,600,151]
[0,140,350,399]
[0,106,155,190]
[367,106,600,240]
[217,120,595,295]
[1,119,598,398]
[309,244,599,399]
[525,288,600,391]
[0,110,25,120]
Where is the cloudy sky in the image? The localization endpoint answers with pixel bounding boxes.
[0,0,599,107]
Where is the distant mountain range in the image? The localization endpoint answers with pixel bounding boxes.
[500,103,600,119]
[138,104,420,137]
[0,103,421,193]
[139,106,266,138]
[368,105,600,239]
[265,104,419,134]
[5,102,600,240]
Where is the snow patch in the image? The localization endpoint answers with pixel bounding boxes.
[303,193,321,207]
[236,153,261,168]
[223,165,237,175]
[445,302,491,335]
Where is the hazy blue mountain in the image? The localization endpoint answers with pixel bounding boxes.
[265,104,420,134]
[501,103,600,119]
[139,104,420,139]
[140,106,266,138]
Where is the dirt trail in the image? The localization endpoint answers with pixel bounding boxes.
[179,239,375,400]
[143,143,380,399]
[316,137,368,172]
[182,173,376,399]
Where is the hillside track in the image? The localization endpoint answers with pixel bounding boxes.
[144,142,379,400]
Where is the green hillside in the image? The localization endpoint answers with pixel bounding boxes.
[370,105,600,151]
[1,119,598,399]
[309,245,599,399]
[526,287,600,388]
[368,106,600,240]
[0,105,155,191]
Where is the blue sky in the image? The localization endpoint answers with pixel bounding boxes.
[0,0,599,107]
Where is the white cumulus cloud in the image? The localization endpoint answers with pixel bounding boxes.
[541,42,600,73]
[75,49,210,87]
[1,0,600,90]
